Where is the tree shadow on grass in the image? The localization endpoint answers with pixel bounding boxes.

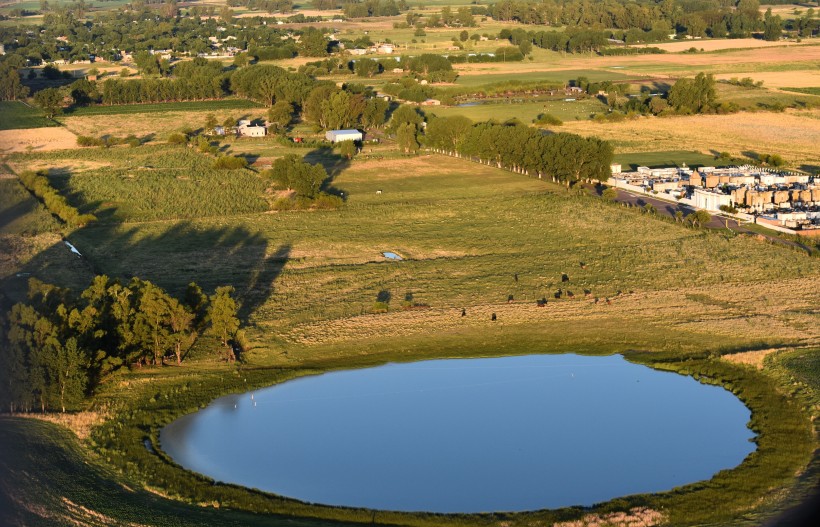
[304,147,351,198]
[2,220,292,325]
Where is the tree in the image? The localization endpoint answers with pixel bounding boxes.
[54,337,87,412]
[0,62,30,101]
[34,88,64,118]
[205,113,218,133]
[397,122,420,153]
[167,298,195,365]
[299,28,329,57]
[339,139,357,159]
[687,209,711,228]
[267,154,328,199]
[207,286,239,360]
[763,9,782,41]
[459,30,468,42]
[354,58,381,78]
[267,101,294,131]
[134,281,172,365]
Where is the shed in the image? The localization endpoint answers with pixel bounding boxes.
[326,129,363,143]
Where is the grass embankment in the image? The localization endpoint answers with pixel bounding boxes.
[2,146,818,526]
[8,339,813,527]
[0,101,60,130]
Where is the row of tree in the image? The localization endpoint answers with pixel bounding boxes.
[18,171,96,227]
[0,276,240,413]
[421,116,614,185]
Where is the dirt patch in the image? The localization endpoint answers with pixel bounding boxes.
[0,127,78,153]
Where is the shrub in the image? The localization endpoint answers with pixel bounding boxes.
[533,113,563,126]
[213,156,248,170]
[167,133,187,145]
[77,135,105,147]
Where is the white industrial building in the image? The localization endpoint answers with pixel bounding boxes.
[326,129,363,143]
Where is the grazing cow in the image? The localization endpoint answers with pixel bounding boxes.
[461,308,466,317]
[508,294,514,303]
[606,298,612,305]
[537,297,547,307]
[580,261,587,269]
[561,273,569,282]
[514,273,518,282]
[594,297,599,304]
[567,290,574,299]
[376,190,382,195]
[491,313,497,321]
[584,289,592,297]
[554,289,562,299]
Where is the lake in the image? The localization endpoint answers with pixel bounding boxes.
[160,354,755,513]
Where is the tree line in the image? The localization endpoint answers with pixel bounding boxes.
[0,276,240,413]
[422,116,614,185]
[19,171,97,227]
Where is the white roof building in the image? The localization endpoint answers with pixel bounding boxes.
[326,129,363,143]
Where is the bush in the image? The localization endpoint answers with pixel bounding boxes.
[212,156,248,170]
[167,133,187,145]
[77,135,105,147]
[533,113,563,126]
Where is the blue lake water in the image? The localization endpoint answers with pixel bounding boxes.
[159,354,755,513]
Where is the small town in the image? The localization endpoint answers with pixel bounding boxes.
[609,163,820,235]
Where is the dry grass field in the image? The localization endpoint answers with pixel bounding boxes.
[454,42,820,83]
[652,38,807,53]
[0,127,78,153]
[562,109,820,166]
[715,69,820,88]
[60,108,268,141]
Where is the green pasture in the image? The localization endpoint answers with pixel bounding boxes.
[61,99,264,117]
[8,145,814,332]
[781,87,820,96]
[613,151,727,170]
[454,68,634,87]
[0,101,60,130]
[717,83,820,110]
[428,97,607,122]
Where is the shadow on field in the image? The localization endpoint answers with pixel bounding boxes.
[41,221,294,323]
[304,147,351,198]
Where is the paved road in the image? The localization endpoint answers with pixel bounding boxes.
[593,186,813,254]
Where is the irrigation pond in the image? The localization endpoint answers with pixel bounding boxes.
[160,354,756,513]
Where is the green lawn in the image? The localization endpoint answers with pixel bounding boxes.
[61,99,264,117]
[0,101,60,130]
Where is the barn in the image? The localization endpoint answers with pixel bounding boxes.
[326,129,363,143]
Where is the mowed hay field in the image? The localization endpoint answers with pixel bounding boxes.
[0,127,78,153]
[60,107,269,141]
[562,109,820,166]
[9,147,817,362]
[453,41,820,82]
